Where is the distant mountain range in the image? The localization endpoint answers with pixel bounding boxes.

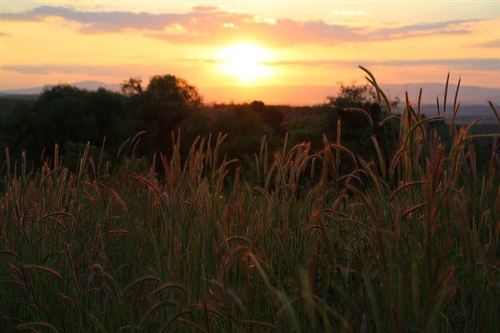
[0,81,121,96]
[1,80,499,106]
[200,83,500,106]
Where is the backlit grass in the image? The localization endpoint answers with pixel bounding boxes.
[1,69,499,332]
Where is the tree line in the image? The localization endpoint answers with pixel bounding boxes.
[1,74,403,176]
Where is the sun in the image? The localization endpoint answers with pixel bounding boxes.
[218,43,274,84]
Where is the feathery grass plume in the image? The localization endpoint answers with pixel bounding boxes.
[17,321,59,332]
[444,72,450,115]
[4,147,12,185]
[360,66,392,115]
[450,77,462,137]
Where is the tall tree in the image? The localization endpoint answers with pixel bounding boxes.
[133,75,204,155]
[32,85,133,156]
[121,77,143,96]
[0,101,36,159]
[324,84,399,169]
[33,85,98,155]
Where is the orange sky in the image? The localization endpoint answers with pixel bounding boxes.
[1,1,499,104]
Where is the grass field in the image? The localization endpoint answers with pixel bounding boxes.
[1,72,499,332]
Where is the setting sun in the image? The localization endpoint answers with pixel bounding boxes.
[1,2,498,103]
[218,43,274,84]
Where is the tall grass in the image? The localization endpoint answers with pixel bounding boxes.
[1,70,499,332]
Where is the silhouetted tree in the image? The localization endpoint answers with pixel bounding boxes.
[86,88,128,149]
[120,75,208,158]
[324,84,399,171]
[33,85,98,156]
[121,77,143,96]
[251,100,285,135]
[211,104,266,158]
[0,101,36,159]
[29,85,132,160]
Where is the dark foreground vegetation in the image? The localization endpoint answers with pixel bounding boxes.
[1,68,499,332]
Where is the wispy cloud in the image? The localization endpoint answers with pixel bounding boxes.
[376,58,500,71]
[2,5,483,46]
[2,63,171,77]
[145,18,364,46]
[2,6,185,33]
[192,5,220,12]
[331,10,369,16]
[471,38,500,48]
[370,20,478,40]
[10,58,498,76]
[266,58,500,72]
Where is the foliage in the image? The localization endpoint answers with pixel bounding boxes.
[62,141,112,171]
[250,100,286,135]
[323,84,400,175]
[1,75,208,168]
[122,75,205,157]
[121,77,144,96]
[0,101,37,159]
[0,85,129,166]
[283,115,328,152]
[210,103,283,161]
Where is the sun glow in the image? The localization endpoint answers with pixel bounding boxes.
[218,43,274,84]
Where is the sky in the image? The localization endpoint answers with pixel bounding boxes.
[1,1,499,104]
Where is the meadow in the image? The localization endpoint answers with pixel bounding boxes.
[1,70,499,332]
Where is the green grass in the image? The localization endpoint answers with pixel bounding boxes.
[1,70,499,332]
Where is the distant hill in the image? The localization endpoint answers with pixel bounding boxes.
[200,83,500,106]
[0,81,121,114]
[387,103,498,125]
[415,104,499,125]
[2,80,499,107]
[0,81,121,96]
[380,83,500,106]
